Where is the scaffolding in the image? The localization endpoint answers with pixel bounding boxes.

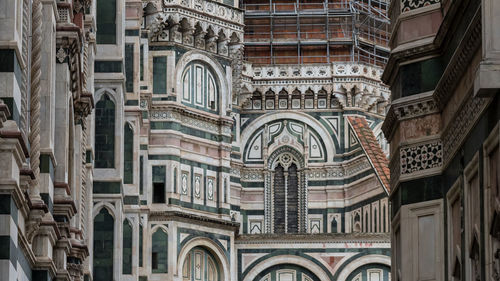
[243,0,390,67]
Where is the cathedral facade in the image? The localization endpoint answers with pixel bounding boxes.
[0,0,391,281]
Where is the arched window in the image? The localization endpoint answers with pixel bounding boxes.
[374,208,378,233]
[93,208,114,281]
[95,94,115,168]
[331,218,338,233]
[267,148,306,234]
[152,228,168,273]
[122,219,132,274]
[354,213,361,232]
[182,62,219,113]
[124,123,133,184]
[96,0,116,44]
[182,247,220,281]
[273,164,286,233]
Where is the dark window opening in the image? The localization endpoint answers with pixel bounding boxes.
[95,94,115,168]
[123,123,134,184]
[273,164,285,233]
[153,182,165,204]
[152,252,158,270]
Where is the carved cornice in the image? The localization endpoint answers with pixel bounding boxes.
[433,8,481,109]
[382,92,438,141]
[235,233,391,244]
[149,210,239,232]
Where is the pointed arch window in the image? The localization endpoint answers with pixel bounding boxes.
[266,147,306,233]
[152,228,168,273]
[124,123,134,184]
[331,218,338,233]
[181,62,219,113]
[122,219,133,274]
[95,94,115,168]
[93,208,114,281]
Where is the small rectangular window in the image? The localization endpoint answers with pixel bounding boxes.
[152,166,166,203]
[140,44,144,81]
[153,56,167,94]
[153,183,165,203]
[125,44,134,93]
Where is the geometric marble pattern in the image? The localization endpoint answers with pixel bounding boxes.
[400,141,442,174]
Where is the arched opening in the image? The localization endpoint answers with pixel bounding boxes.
[253,264,320,281]
[267,147,306,233]
[152,228,168,273]
[181,62,219,113]
[93,208,114,281]
[123,123,134,184]
[182,247,221,281]
[346,263,391,281]
[331,217,338,233]
[374,208,378,232]
[95,94,115,168]
[122,219,132,274]
[354,213,361,233]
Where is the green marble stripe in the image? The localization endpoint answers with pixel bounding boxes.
[95,60,122,73]
[125,100,139,106]
[123,196,139,205]
[308,169,374,186]
[125,29,140,36]
[147,154,231,173]
[93,181,121,194]
[0,194,18,223]
[168,198,230,215]
[0,49,22,87]
[150,121,231,143]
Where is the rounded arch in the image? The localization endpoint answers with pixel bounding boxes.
[177,237,230,281]
[175,51,230,115]
[268,145,304,170]
[242,255,331,281]
[336,254,391,281]
[241,112,335,160]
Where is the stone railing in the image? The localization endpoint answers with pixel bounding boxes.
[245,62,383,81]
[163,0,244,25]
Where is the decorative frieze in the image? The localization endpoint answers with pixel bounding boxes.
[401,0,440,13]
[442,96,490,165]
[400,140,442,175]
[149,110,232,134]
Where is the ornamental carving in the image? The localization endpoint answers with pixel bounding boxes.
[401,0,440,13]
[400,140,442,175]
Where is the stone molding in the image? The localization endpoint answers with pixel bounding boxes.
[442,95,491,167]
[235,233,390,244]
[382,91,438,141]
[434,8,481,108]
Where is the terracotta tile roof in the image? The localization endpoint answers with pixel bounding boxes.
[347,116,390,194]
